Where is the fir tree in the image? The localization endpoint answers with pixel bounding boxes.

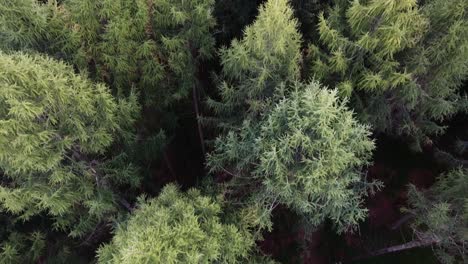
[96,184,262,264]
[0,52,139,241]
[208,81,381,232]
[1,0,216,107]
[406,168,468,264]
[306,0,468,150]
[65,0,216,106]
[0,0,76,59]
[207,0,302,127]
[207,0,379,233]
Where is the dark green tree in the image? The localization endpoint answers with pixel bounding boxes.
[306,0,468,150]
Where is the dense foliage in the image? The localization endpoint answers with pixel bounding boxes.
[208,0,302,127]
[0,0,467,263]
[407,168,468,264]
[208,81,380,232]
[0,51,138,262]
[97,184,257,264]
[307,0,468,150]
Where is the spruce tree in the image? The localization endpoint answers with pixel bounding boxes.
[406,168,468,264]
[96,184,260,264]
[0,52,139,241]
[306,0,468,150]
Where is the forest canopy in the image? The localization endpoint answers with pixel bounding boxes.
[0,0,467,263]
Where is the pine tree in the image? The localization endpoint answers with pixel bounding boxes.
[0,52,139,242]
[306,0,468,150]
[207,0,302,128]
[406,168,468,264]
[96,184,263,264]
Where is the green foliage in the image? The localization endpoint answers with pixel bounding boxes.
[290,0,331,41]
[0,231,45,264]
[1,0,467,262]
[208,0,302,127]
[0,0,76,58]
[65,0,216,106]
[97,184,256,264]
[307,0,468,150]
[207,0,379,234]
[1,0,216,107]
[0,52,139,237]
[406,168,468,264]
[208,81,381,232]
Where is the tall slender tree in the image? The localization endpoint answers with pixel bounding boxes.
[207,0,302,128]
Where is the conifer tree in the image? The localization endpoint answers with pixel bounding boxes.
[207,0,302,127]
[207,0,379,232]
[208,81,380,232]
[406,168,468,264]
[0,0,75,58]
[65,0,216,106]
[306,0,468,150]
[0,52,139,242]
[1,0,216,107]
[96,184,261,264]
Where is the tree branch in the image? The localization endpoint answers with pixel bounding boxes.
[351,236,440,262]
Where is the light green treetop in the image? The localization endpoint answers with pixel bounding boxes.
[0,52,138,237]
[208,0,302,126]
[208,81,381,232]
[97,184,258,264]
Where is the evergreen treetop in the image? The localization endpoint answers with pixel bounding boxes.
[66,0,216,106]
[208,0,302,126]
[97,184,258,264]
[0,51,138,238]
[208,81,381,233]
[306,0,468,150]
[0,0,74,58]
